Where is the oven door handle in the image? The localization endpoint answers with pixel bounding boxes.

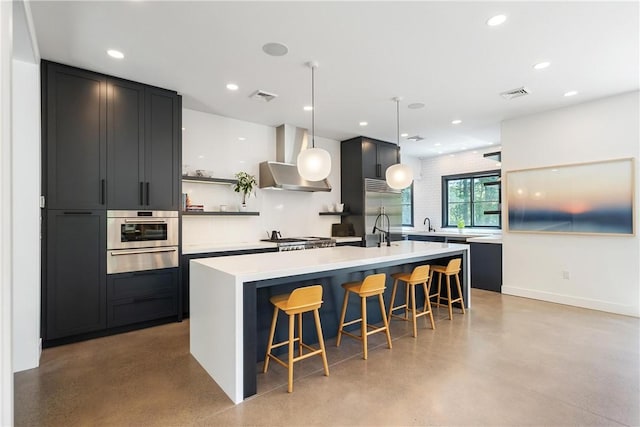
[123,219,167,224]
[110,248,177,256]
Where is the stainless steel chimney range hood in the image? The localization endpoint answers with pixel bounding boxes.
[259,124,331,192]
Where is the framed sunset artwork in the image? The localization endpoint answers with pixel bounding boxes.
[506,158,635,235]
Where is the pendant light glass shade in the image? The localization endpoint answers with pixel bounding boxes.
[385,97,413,190]
[297,61,331,182]
[386,163,414,190]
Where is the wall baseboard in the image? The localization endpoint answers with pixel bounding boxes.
[502,286,639,318]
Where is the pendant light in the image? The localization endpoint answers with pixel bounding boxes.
[297,61,331,181]
[385,97,414,190]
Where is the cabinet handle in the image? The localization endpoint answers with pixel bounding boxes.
[139,182,144,205]
[133,295,168,303]
[146,182,150,205]
[63,211,91,215]
[101,179,106,205]
[376,164,381,177]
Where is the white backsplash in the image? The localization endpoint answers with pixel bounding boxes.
[181,109,342,245]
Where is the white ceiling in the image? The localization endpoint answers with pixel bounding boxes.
[29,1,639,158]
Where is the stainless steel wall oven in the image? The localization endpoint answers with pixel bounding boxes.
[107,211,179,274]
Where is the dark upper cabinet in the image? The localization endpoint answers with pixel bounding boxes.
[343,136,399,180]
[107,81,181,210]
[44,62,107,209]
[106,79,145,209]
[144,87,181,211]
[45,210,106,340]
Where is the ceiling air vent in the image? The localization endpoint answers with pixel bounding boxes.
[500,86,530,100]
[406,135,424,142]
[250,90,278,102]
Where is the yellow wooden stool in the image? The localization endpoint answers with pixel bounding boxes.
[263,285,329,393]
[388,265,436,337]
[336,273,392,360]
[430,258,465,320]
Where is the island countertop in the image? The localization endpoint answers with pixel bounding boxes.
[190,240,470,404]
[192,241,468,282]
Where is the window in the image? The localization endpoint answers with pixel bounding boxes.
[442,170,501,228]
[401,184,413,226]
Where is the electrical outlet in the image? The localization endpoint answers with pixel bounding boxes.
[562,270,570,280]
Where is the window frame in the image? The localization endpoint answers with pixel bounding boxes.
[401,183,414,227]
[441,169,501,229]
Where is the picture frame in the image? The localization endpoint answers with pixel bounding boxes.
[506,158,635,236]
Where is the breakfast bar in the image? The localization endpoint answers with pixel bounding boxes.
[190,241,470,403]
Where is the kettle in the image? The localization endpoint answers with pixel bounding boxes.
[270,230,282,240]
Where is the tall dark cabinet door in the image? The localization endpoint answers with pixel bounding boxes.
[45,210,106,340]
[144,87,180,210]
[377,143,400,175]
[45,64,107,209]
[107,79,145,209]
[361,139,379,178]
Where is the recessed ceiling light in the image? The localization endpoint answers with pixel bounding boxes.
[437,151,443,154]
[487,14,507,26]
[407,103,425,109]
[434,143,441,146]
[303,106,313,111]
[198,155,204,159]
[238,137,246,141]
[401,133,408,137]
[451,119,462,125]
[181,127,186,131]
[107,49,124,59]
[226,83,239,91]
[262,42,289,57]
[564,90,578,97]
[359,121,368,126]
[533,61,550,70]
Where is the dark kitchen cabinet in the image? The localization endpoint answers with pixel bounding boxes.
[357,137,399,179]
[470,242,502,292]
[44,62,107,210]
[107,82,181,210]
[107,268,178,327]
[45,210,106,340]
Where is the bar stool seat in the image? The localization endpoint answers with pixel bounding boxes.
[430,258,465,320]
[263,285,329,393]
[388,265,436,337]
[336,273,392,360]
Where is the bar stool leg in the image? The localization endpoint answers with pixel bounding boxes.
[436,271,443,308]
[455,273,466,314]
[297,313,303,357]
[361,296,368,360]
[378,293,392,349]
[410,283,418,337]
[388,278,399,321]
[422,281,436,329]
[404,282,410,320]
[336,289,349,347]
[313,308,330,377]
[287,313,295,393]
[263,306,279,373]
[446,275,453,320]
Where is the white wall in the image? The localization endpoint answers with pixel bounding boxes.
[0,0,13,423]
[412,146,502,230]
[181,109,342,245]
[12,59,41,372]
[501,91,640,317]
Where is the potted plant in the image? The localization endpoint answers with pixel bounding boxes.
[234,171,257,209]
[457,218,466,231]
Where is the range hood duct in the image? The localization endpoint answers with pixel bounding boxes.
[259,124,331,192]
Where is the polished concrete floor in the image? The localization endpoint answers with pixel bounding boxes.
[15,290,640,426]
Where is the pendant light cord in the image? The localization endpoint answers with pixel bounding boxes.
[311,65,315,149]
[396,98,400,147]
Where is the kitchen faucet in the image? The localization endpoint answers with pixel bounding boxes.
[372,213,391,247]
[423,217,435,232]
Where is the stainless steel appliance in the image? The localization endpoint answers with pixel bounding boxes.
[364,178,402,243]
[261,236,336,251]
[107,210,179,274]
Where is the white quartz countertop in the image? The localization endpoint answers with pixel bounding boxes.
[182,236,363,255]
[466,235,503,244]
[192,240,468,282]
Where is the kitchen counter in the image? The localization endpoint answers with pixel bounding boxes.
[190,241,470,404]
[466,235,503,244]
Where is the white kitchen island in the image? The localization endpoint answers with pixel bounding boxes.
[190,240,470,403]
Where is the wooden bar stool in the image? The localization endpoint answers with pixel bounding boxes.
[388,265,435,337]
[263,285,329,393]
[336,273,392,360]
[430,258,465,320]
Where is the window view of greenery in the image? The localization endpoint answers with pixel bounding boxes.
[444,172,500,228]
[401,185,413,226]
